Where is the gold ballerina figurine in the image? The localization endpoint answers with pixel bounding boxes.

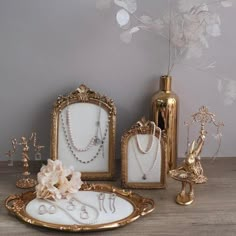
[169,106,223,206]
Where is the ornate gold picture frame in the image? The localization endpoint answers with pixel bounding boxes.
[121,118,167,189]
[50,84,116,180]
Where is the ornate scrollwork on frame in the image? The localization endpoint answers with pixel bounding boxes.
[54,84,116,111]
[50,84,116,180]
[121,117,167,189]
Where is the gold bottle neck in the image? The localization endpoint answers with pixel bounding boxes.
[160,75,172,91]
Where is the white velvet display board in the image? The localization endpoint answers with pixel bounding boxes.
[127,135,161,183]
[26,191,134,225]
[58,103,109,172]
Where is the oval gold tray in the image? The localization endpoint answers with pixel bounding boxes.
[5,183,155,232]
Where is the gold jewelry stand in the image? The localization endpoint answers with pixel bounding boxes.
[169,106,223,205]
[5,132,44,189]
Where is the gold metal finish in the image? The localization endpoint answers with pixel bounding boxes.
[50,84,117,180]
[169,134,206,205]
[151,75,178,171]
[169,106,224,205]
[16,178,37,189]
[5,133,44,189]
[121,117,167,189]
[5,183,155,232]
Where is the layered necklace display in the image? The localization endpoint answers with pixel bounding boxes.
[132,122,161,180]
[61,102,110,164]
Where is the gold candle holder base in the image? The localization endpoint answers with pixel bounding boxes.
[16,177,37,189]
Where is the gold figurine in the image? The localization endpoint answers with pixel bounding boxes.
[169,106,223,205]
[5,132,44,189]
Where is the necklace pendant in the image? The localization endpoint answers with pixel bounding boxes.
[142,174,147,180]
[94,137,101,145]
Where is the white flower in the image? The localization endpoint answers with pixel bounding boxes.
[140,15,153,25]
[221,0,233,7]
[152,19,164,31]
[223,80,236,105]
[36,159,83,200]
[100,0,232,74]
[185,44,203,59]
[168,2,224,59]
[206,24,221,37]
[116,9,130,27]
[178,0,205,13]
[120,26,139,43]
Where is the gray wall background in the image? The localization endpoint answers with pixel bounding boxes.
[0,0,235,161]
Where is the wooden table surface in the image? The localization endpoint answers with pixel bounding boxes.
[0,158,236,236]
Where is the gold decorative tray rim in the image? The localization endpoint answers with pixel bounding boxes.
[5,183,155,232]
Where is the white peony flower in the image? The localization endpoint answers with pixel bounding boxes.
[221,0,233,7]
[178,0,205,13]
[206,24,221,37]
[116,9,130,27]
[36,159,83,200]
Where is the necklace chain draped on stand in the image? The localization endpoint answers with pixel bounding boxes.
[132,125,161,180]
[135,122,156,154]
[60,103,110,164]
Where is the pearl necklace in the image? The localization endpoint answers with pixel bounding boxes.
[60,104,110,164]
[135,121,156,154]
[132,128,161,180]
[66,104,103,152]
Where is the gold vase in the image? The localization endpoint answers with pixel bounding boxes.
[151,75,178,171]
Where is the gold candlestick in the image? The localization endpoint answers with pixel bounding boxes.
[5,132,44,189]
[169,106,223,205]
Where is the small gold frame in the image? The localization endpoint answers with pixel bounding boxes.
[121,118,167,189]
[50,84,116,180]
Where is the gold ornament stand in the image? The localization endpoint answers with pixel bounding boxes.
[169,106,223,206]
[176,181,194,206]
[5,133,44,189]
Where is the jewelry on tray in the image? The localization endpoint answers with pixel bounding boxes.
[38,205,47,215]
[44,198,99,225]
[48,205,57,214]
[98,193,107,213]
[60,102,110,164]
[132,127,161,180]
[80,206,89,219]
[38,204,56,215]
[109,193,116,213]
[70,197,100,223]
[66,202,76,211]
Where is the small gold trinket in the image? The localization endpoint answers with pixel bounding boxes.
[5,132,44,189]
